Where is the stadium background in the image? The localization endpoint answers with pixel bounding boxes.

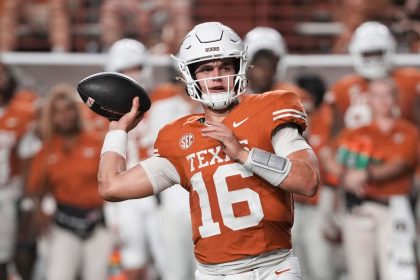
[0,1,419,280]
[0,0,419,92]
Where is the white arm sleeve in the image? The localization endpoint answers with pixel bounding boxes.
[271,127,312,157]
[139,157,181,194]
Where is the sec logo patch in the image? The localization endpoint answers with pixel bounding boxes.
[179,133,194,149]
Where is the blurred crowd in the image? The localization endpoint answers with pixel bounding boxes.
[0,1,419,280]
[0,0,419,53]
[0,0,192,54]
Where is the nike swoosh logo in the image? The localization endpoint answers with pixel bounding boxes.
[233,117,249,128]
[274,268,291,275]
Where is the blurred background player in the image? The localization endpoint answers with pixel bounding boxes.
[243,27,304,96]
[105,38,197,280]
[0,63,38,279]
[319,20,420,279]
[324,21,420,135]
[26,85,112,280]
[320,78,418,280]
[293,73,346,280]
[244,27,339,280]
[320,22,420,262]
[104,38,164,280]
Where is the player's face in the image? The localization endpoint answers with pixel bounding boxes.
[368,80,396,117]
[193,58,236,94]
[247,56,278,93]
[51,98,80,136]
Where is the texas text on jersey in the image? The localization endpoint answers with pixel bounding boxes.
[153,90,307,264]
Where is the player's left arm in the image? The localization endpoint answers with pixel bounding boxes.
[279,148,319,196]
[246,126,319,196]
[202,121,319,196]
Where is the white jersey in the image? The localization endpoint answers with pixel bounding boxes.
[115,83,198,279]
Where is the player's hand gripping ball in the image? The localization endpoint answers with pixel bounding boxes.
[77,72,151,121]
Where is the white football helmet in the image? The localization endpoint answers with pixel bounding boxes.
[244,27,287,81]
[349,21,396,79]
[106,38,153,90]
[244,27,287,61]
[106,38,147,72]
[175,22,248,110]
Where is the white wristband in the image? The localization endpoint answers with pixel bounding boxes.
[244,148,292,187]
[101,130,128,159]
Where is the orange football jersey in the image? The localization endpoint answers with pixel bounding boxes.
[130,83,199,161]
[293,103,332,205]
[154,91,307,264]
[328,67,420,130]
[335,119,418,198]
[272,82,315,114]
[0,91,37,187]
[27,131,104,208]
[80,103,109,136]
[273,82,325,205]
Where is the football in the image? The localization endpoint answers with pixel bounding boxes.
[77,72,151,121]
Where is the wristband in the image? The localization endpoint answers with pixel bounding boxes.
[243,148,292,187]
[101,130,128,159]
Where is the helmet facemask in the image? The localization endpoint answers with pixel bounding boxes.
[180,56,247,110]
[188,72,246,110]
[353,49,392,79]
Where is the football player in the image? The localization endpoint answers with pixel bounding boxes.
[0,63,38,279]
[243,27,311,104]
[320,78,418,280]
[104,38,164,280]
[245,27,339,280]
[319,22,420,272]
[27,85,113,280]
[98,22,320,280]
[324,21,420,133]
